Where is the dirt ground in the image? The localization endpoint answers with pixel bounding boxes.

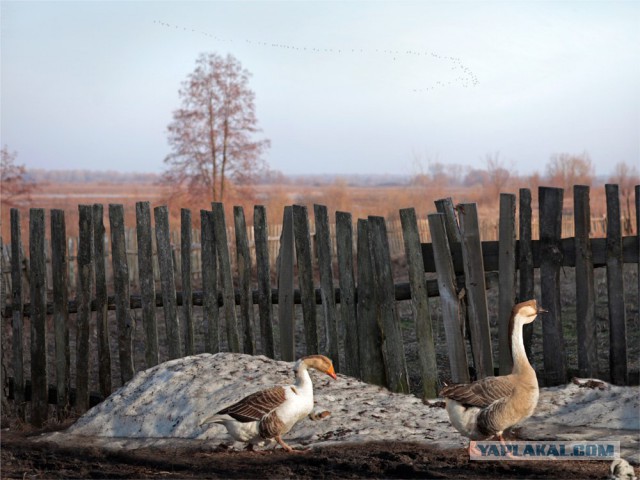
[1,422,622,480]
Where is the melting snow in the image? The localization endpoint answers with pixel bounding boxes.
[41,353,639,463]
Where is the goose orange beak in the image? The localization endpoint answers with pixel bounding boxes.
[326,364,337,380]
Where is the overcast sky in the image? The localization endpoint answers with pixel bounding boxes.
[1,1,638,177]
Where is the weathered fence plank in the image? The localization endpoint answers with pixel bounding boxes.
[0,237,6,415]
[314,204,340,371]
[428,213,470,384]
[574,186,598,377]
[51,210,70,417]
[93,204,112,397]
[234,206,255,355]
[254,206,274,357]
[498,194,517,375]
[368,216,410,394]
[200,210,219,353]
[29,208,48,427]
[637,185,640,334]
[109,204,135,384]
[154,205,182,359]
[434,198,462,244]
[293,205,319,355]
[181,209,195,355]
[76,205,93,413]
[10,209,24,418]
[518,188,535,359]
[212,203,241,353]
[606,184,627,385]
[336,211,359,377]
[538,187,567,386]
[400,208,438,398]
[457,203,493,379]
[277,206,295,361]
[356,219,386,386]
[135,202,159,367]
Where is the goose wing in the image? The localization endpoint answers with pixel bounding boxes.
[440,376,514,408]
[217,386,287,423]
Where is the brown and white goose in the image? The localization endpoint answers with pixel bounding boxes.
[440,299,546,449]
[201,355,337,452]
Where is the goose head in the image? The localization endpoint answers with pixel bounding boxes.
[512,299,547,325]
[294,355,337,380]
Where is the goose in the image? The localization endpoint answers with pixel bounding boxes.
[440,299,546,452]
[201,355,337,452]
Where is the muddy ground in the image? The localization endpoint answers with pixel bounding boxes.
[0,422,621,479]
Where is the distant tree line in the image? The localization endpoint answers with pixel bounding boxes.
[25,169,160,184]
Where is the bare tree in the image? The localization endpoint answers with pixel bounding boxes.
[609,161,640,234]
[162,53,270,203]
[1,146,35,208]
[545,152,594,191]
[484,152,512,199]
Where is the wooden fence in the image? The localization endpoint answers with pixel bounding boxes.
[1,184,638,426]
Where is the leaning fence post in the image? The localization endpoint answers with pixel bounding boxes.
[368,216,410,394]
[538,187,567,386]
[314,204,340,371]
[400,208,438,398]
[498,194,517,375]
[29,208,48,427]
[109,204,135,384]
[293,205,319,355]
[457,203,494,379]
[356,219,386,386]
[605,184,627,385]
[155,205,182,359]
[10,209,25,419]
[212,202,242,353]
[428,213,470,384]
[336,211,359,377]
[574,186,598,378]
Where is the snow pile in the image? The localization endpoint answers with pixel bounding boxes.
[41,353,639,463]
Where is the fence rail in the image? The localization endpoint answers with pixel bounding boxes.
[1,184,638,427]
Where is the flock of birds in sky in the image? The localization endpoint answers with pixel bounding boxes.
[153,20,480,93]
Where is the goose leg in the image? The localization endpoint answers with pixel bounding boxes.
[275,436,294,452]
[468,440,481,457]
[276,436,310,453]
[497,434,515,459]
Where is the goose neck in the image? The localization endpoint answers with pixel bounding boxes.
[511,316,532,373]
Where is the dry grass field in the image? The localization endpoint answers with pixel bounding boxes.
[1,177,626,242]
